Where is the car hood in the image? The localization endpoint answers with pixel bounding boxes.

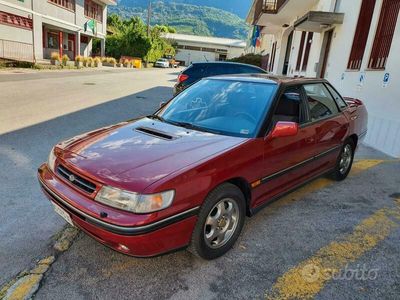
[57,118,246,192]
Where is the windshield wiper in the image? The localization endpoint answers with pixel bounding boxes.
[170,121,221,135]
[146,114,166,123]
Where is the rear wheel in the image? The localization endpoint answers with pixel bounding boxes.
[331,139,355,181]
[188,183,245,260]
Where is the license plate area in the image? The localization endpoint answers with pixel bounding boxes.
[52,202,74,227]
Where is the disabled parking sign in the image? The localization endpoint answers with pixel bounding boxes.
[383,73,390,88]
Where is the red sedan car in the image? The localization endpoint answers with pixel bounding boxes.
[38,75,368,259]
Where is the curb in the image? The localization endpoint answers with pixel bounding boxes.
[0,225,79,300]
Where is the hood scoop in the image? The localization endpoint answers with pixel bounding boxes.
[135,127,179,140]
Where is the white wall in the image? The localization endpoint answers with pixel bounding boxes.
[325,0,400,157]
[253,0,400,157]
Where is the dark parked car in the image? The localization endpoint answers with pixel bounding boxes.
[173,62,267,95]
[38,75,367,260]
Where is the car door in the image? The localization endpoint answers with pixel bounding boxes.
[302,83,349,171]
[252,85,317,208]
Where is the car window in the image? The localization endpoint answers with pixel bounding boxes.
[159,79,277,137]
[303,83,339,122]
[184,65,206,78]
[272,86,304,125]
[325,83,347,109]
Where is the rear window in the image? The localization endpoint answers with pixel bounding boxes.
[185,64,265,78]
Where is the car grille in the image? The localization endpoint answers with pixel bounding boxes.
[57,164,96,194]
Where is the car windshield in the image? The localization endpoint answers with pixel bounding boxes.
[157,79,277,137]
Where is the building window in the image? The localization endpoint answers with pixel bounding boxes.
[85,0,103,23]
[0,11,33,30]
[347,0,376,70]
[301,32,313,72]
[47,32,59,49]
[368,0,400,69]
[48,0,75,11]
[295,32,306,71]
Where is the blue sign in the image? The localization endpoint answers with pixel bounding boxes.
[383,73,390,87]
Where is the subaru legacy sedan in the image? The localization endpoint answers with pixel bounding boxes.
[38,75,368,260]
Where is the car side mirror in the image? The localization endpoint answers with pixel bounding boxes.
[159,101,166,108]
[271,121,299,139]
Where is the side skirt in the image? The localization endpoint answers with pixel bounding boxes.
[249,168,335,216]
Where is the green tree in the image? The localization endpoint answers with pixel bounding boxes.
[105,14,176,62]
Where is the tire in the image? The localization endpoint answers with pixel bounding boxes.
[188,183,246,260]
[331,139,355,181]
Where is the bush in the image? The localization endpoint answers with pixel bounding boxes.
[51,52,61,62]
[94,57,101,64]
[61,55,70,66]
[75,55,83,62]
[107,57,116,64]
[228,54,263,68]
[101,57,108,63]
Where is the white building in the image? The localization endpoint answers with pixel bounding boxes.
[0,0,116,62]
[246,0,400,157]
[163,33,246,66]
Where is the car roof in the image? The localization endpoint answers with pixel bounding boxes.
[206,73,327,85]
[191,61,265,69]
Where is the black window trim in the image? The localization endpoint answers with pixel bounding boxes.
[259,82,309,137]
[323,82,348,111]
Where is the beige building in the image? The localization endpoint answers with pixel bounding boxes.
[164,33,246,66]
[0,0,116,62]
[247,0,400,157]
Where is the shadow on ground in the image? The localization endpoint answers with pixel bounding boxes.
[0,86,172,287]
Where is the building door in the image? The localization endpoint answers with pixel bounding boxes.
[282,31,293,75]
[319,30,333,78]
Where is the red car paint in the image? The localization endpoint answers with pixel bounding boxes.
[38,76,368,257]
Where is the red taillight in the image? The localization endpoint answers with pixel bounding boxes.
[178,74,189,83]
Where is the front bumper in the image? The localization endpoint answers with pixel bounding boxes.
[38,164,199,257]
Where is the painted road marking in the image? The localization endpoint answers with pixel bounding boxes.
[265,199,400,300]
[271,159,384,208]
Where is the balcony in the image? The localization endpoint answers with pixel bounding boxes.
[254,0,288,18]
[247,0,319,32]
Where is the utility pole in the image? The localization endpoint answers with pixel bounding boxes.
[147,0,152,37]
[145,0,152,68]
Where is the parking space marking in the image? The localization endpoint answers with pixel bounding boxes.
[265,198,400,300]
[272,159,384,208]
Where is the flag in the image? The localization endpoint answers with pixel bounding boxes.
[85,19,97,35]
[251,26,261,48]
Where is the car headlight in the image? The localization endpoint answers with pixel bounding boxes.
[95,186,175,213]
[48,147,57,173]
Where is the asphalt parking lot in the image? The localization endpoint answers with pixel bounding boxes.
[1,68,400,299]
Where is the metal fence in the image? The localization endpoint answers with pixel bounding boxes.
[0,39,34,62]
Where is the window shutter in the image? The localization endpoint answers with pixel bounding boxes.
[368,0,400,69]
[296,32,306,71]
[301,32,313,72]
[347,0,376,70]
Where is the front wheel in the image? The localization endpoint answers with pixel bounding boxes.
[188,183,246,260]
[331,139,355,181]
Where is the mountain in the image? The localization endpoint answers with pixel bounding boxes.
[116,0,252,18]
[110,1,252,39]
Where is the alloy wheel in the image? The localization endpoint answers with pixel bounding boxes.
[203,198,239,249]
[339,144,353,174]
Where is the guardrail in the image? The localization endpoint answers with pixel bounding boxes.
[0,39,34,62]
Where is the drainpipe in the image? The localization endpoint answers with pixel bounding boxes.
[31,0,36,63]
